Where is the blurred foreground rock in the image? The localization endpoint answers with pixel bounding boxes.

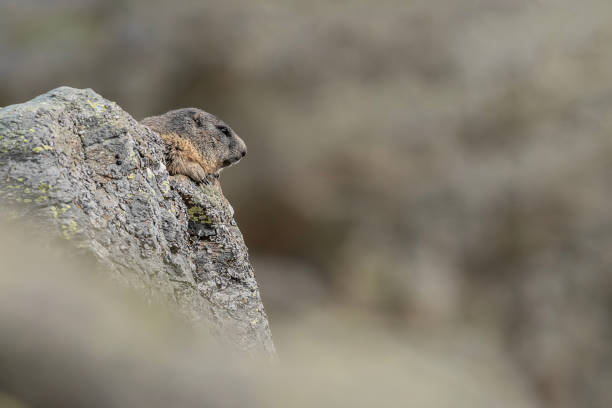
[0,220,540,408]
[0,87,275,357]
[0,221,256,408]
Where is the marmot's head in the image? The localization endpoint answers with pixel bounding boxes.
[142,108,247,172]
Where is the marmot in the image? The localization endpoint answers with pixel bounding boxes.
[141,108,247,182]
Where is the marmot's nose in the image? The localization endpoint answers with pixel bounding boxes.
[241,148,247,157]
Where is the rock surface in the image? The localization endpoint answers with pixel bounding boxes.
[0,87,275,356]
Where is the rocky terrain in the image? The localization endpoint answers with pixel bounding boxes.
[0,86,275,356]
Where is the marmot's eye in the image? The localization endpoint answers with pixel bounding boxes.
[216,125,231,137]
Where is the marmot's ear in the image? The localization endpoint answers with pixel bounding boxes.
[192,111,205,127]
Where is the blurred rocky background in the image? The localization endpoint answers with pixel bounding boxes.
[1,0,611,407]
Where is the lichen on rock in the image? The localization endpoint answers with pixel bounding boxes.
[0,87,275,357]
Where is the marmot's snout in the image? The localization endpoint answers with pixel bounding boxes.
[222,134,247,168]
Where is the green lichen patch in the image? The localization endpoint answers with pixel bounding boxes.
[187,205,213,225]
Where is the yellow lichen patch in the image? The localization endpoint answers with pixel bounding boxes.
[23,198,32,203]
[32,145,53,153]
[38,182,49,194]
[86,99,106,113]
[61,220,79,240]
[160,180,171,194]
[49,204,70,218]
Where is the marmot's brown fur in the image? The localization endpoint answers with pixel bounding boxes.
[141,108,247,182]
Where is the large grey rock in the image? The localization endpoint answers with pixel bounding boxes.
[0,87,275,356]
